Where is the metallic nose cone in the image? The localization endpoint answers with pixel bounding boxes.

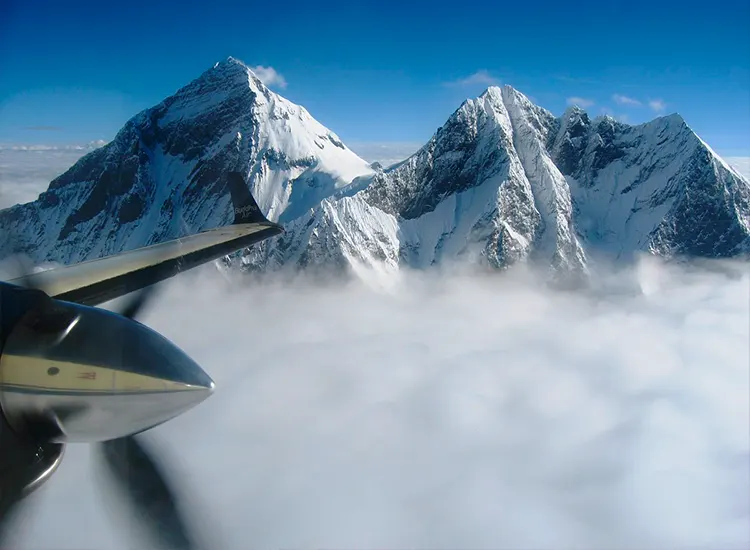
[0,300,215,443]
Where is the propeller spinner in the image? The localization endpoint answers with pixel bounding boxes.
[0,280,212,549]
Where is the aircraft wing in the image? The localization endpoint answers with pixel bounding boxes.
[7,172,283,307]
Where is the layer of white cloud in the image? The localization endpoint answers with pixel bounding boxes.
[447,70,500,87]
[727,157,750,181]
[566,96,595,108]
[0,140,107,151]
[613,94,642,107]
[0,145,101,209]
[348,141,422,168]
[8,258,749,549]
[250,65,288,89]
[648,99,666,113]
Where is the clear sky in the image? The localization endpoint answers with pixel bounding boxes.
[1,0,749,156]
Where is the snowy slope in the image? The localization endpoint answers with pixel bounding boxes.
[239,87,588,280]
[552,108,750,259]
[0,57,372,264]
[244,86,749,277]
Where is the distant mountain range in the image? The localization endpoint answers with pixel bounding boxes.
[1,57,748,279]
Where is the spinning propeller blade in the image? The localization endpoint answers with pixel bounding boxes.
[0,258,208,550]
[117,284,158,320]
[98,434,203,549]
[0,171,277,548]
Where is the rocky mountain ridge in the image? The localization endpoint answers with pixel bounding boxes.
[1,57,748,279]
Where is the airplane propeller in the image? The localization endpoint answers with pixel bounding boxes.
[0,269,207,549]
[0,170,280,549]
[96,284,206,550]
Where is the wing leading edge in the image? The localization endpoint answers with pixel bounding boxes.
[8,172,283,306]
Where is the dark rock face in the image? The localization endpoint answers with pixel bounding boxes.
[363,95,514,221]
[650,147,750,258]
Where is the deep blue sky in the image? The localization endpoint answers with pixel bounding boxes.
[1,0,749,155]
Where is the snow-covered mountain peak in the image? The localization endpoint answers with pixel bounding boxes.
[468,86,557,144]
[202,56,257,88]
[161,56,271,118]
[0,57,373,264]
[476,85,537,111]
[499,84,533,106]
[209,55,264,85]
[478,85,503,100]
[139,55,374,221]
[656,112,688,132]
[563,104,588,119]
[564,103,586,112]
[214,55,245,69]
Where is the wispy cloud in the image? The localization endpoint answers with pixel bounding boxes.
[0,142,108,209]
[727,157,750,181]
[250,65,288,89]
[648,99,666,113]
[612,94,642,107]
[0,141,107,151]
[348,141,422,168]
[24,125,63,132]
[566,96,595,108]
[554,75,602,85]
[0,146,96,209]
[446,70,500,87]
